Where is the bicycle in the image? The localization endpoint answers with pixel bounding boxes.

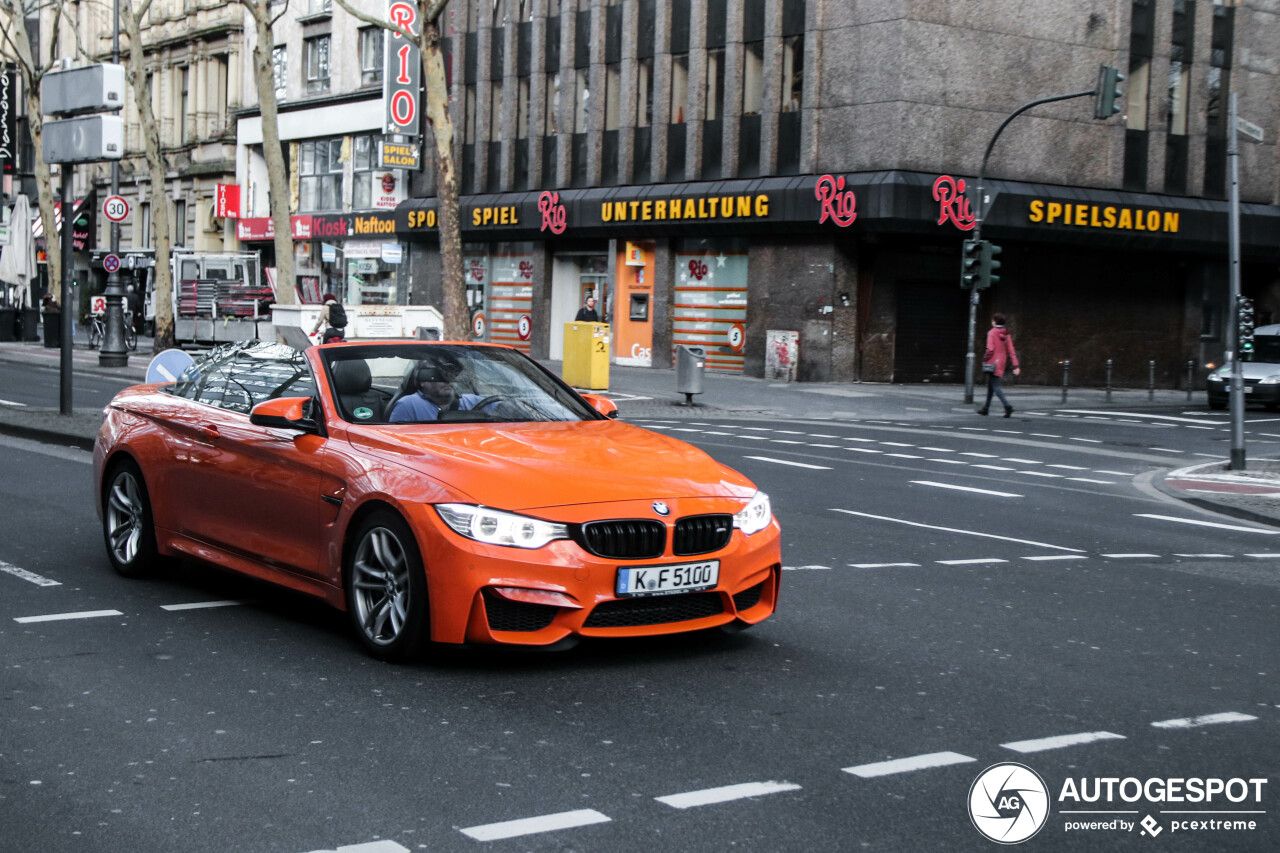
[87,310,138,351]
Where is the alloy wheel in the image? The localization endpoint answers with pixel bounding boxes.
[351,526,411,646]
[106,470,145,566]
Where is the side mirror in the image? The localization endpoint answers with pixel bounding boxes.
[250,396,319,431]
[581,393,619,419]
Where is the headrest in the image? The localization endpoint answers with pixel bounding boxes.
[331,359,372,395]
[415,354,462,384]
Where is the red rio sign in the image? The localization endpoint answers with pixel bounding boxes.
[815,174,857,227]
[384,0,421,136]
[932,175,977,231]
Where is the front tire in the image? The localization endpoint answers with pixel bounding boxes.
[345,510,430,661]
[102,460,167,577]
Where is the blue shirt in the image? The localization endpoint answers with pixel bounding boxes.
[389,391,485,423]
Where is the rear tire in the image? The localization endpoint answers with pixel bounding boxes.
[345,510,430,661]
[102,460,168,577]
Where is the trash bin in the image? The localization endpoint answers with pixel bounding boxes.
[0,306,14,341]
[676,344,706,404]
[41,310,60,348]
[18,308,40,341]
[562,322,610,390]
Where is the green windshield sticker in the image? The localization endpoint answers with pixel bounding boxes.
[354,407,373,420]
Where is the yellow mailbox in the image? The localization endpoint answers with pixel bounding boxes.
[563,322,611,390]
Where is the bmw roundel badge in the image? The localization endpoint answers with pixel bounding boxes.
[652,501,670,516]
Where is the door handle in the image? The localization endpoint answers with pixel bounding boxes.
[198,424,221,441]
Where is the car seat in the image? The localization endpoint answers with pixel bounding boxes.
[330,359,385,422]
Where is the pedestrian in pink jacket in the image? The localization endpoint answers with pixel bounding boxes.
[979,313,1020,417]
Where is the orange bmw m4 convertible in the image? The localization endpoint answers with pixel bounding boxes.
[94,340,780,660]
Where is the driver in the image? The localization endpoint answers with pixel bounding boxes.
[388,354,486,423]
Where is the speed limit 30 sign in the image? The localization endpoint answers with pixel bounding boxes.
[103,195,130,223]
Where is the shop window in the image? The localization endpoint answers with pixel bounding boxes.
[299,138,343,212]
[360,27,384,87]
[305,35,331,94]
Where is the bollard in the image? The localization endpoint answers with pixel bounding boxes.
[1061,359,1070,403]
[1187,359,1194,402]
[1106,358,1113,403]
[1149,360,1155,401]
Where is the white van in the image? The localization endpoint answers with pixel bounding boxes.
[1206,323,1280,410]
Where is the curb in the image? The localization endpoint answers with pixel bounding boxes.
[1149,466,1280,531]
[0,419,96,451]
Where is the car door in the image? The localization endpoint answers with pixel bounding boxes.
[176,344,336,580]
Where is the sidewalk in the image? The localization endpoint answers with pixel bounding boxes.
[3,335,1279,528]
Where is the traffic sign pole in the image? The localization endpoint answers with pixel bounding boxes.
[100,0,130,369]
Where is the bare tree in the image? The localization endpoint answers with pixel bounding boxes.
[331,0,465,339]
[116,0,175,350]
[240,0,295,305]
[0,0,67,303]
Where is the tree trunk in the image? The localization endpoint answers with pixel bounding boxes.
[247,0,295,306]
[120,0,175,351]
[421,18,465,341]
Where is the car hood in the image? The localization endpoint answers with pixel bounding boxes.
[1235,362,1280,381]
[346,419,757,511]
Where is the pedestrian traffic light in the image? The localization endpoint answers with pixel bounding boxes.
[961,240,982,289]
[1094,64,1125,119]
[979,241,1002,290]
[1239,296,1256,355]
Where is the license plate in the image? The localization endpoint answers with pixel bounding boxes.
[616,560,719,597]
[1224,386,1252,394]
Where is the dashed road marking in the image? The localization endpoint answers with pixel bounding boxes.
[1173,553,1232,558]
[744,456,832,470]
[830,509,1085,552]
[0,560,60,587]
[459,809,611,842]
[939,558,1008,565]
[1135,514,1279,534]
[656,780,801,809]
[849,562,920,568]
[15,609,124,624]
[160,600,248,611]
[1101,553,1159,558]
[1001,731,1126,753]
[844,752,977,778]
[1151,712,1257,729]
[1023,555,1089,562]
[910,481,1022,498]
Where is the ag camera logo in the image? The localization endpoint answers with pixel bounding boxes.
[969,763,1050,844]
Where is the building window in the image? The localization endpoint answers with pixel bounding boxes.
[781,35,803,112]
[305,0,331,14]
[298,138,343,211]
[545,72,561,136]
[359,27,384,87]
[139,203,151,249]
[1167,61,1189,135]
[490,80,504,140]
[179,67,190,144]
[670,53,688,123]
[604,63,621,131]
[352,134,376,209]
[636,57,653,127]
[272,46,287,101]
[305,36,331,95]
[517,77,531,138]
[705,47,725,121]
[574,69,590,133]
[174,199,187,247]
[464,85,477,143]
[742,41,763,115]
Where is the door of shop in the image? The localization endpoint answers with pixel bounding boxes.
[893,280,968,383]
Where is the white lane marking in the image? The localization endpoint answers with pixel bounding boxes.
[744,456,832,470]
[303,842,410,853]
[844,752,977,779]
[1151,447,1184,454]
[1047,464,1088,470]
[741,435,770,440]
[960,452,998,458]
[1017,471,1064,478]
[1135,514,1279,534]
[1023,555,1089,562]
[670,428,701,432]
[939,558,1008,565]
[459,809,611,842]
[742,427,773,431]
[1030,433,1062,438]
[885,453,923,459]
[928,458,968,464]
[972,464,1015,471]
[1245,553,1280,558]
[849,562,920,568]
[846,447,883,454]
[0,398,29,407]
[810,444,840,448]
[920,447,954,452]
[15,609,124,624]
[1101,553,1159,558]
[783,565,832,571]
[1001,732,1126,753]
[1068,478,1116,485]
[1151,712,1257,729]
[1002,458,1040,464]
[910,481,1022,498]
[769,439,805,444]
[830,509,1085,552]
[1070,437,1102,443]
[160,600,247,611]
[808,434,838,438]
[656,781,801,809]
[843,437,876,442]
[0,560,61,587]
[880,442,914,447]
[1094,470,1131,476]
[1173,553,1232,558]
[775,430,805,435]
[1060,410,1228,425]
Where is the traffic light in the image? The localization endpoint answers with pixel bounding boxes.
[961,240,982,289]
[1239,296,1256,355]
[1094,63,1125,119]
[979,241,1002,290]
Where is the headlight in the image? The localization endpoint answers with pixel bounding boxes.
[435,504,568,549]
[1260,375,1280,385]
[1208,373,1225,382]
[733,491,772,535]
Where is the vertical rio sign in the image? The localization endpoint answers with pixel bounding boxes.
[384,1,421,137]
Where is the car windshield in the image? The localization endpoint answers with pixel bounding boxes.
[321,343,601,425]
[1245,336,1280,363]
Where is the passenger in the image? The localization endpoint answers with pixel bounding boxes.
[389,354,486,422]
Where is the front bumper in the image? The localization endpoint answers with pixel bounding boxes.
[1207,381,1280,406]
[404,498,782,646]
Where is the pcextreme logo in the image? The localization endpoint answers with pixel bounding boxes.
[969,764,1269,844]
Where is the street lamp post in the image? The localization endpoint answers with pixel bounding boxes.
[98,0,128,367]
